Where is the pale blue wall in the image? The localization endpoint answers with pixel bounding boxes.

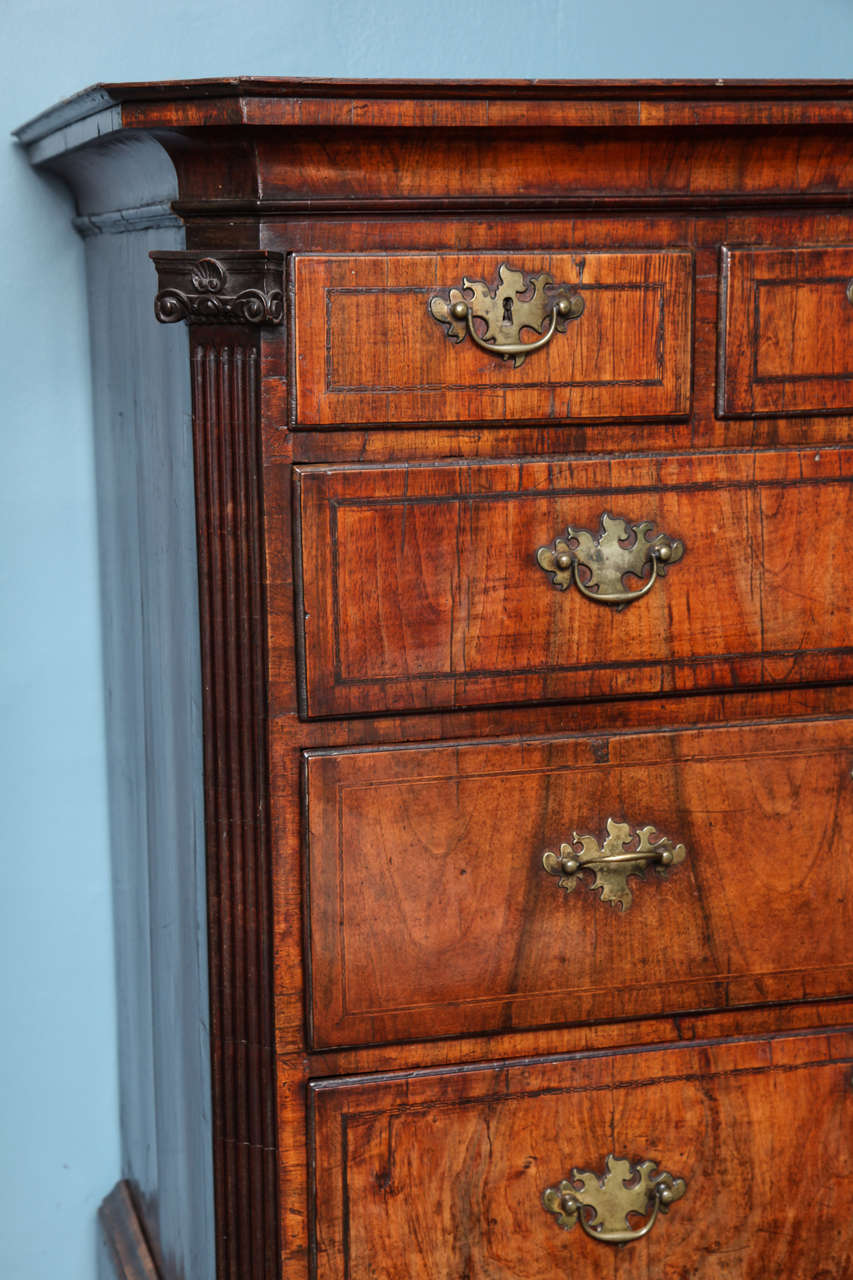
[4,4,853,1278]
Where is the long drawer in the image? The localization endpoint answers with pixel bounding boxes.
[290,249,693,426]
[303,717,853,1049]
[309,1029,853,1279]
[295,445,853,718]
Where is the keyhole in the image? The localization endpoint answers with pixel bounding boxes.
[502,297,513,326]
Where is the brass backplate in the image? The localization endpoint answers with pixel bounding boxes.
[537,512,684,607]
[429,263,582,367]
[543,817,686,910]
[543,1154,686,1244]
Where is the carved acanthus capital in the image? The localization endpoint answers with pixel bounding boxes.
[151,251,284,326]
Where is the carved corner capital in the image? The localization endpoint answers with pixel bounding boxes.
[150,251,284,326]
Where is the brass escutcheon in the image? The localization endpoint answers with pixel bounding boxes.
[429,263,584,367]
[543,1154,687,1246]
[543,817,686,911]
[537,512,683,608]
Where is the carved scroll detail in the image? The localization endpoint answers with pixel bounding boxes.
[151,251,284,325]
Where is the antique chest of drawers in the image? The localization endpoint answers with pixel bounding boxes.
[18,80,853,1280]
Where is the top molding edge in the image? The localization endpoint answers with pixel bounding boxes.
[15,77,853,144]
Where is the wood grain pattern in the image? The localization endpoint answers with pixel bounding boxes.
[26,79,853,1280]
[98,1183,162,1280]
[189,327,278,1280]
[295,445,853,717]
[301,997,853,1080]
[167,127,853,210]
[304,718,853,1048]
[252,126,853,205]
[720,245,853,416]
[262,650,853,1271]
[291,251,692,426]
[260,209,853,463]
[310,1028,853,1280]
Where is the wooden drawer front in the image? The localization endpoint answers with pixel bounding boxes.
[719,244,853,416]
[310,1030,853,1280]
[290,250,693,426]
[295,446,853,718]
[304,718,853,1050]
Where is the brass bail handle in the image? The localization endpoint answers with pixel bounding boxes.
[537,512,684,608]
[542,1154,687,1247]
[543,818,687,911]
[571,546,665,603]
[557,841,676,874]
[558,1176,675,1244]
[448,292,581,361]
[429,263,584,368]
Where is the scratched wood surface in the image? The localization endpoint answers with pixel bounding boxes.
[310,1029,853,1280]
[145,117,853,209]
[258,210,853,464]
[303,718,853,1048]
[29,79,853,1280]
[294,445,853,717]
[720,245,853,417]
[268,678,853,1275]
[290,251,692,426]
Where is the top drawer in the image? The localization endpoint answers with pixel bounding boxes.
[290,251,693,427]
[719,244,853,416]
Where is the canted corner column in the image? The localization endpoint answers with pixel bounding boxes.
[151,248,284,1280]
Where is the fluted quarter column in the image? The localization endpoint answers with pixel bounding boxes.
[152,250,283,1280]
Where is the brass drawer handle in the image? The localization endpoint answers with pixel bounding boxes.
[543,817,686,910]
[429,263,584,368]
[543,1154,687,1246]
[537,512,683,607]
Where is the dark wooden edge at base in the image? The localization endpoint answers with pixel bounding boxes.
[151,252,282,1280]
[98,1182,163,1280]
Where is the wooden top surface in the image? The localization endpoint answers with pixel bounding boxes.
[34,76,853,99]
[16,77,853,144]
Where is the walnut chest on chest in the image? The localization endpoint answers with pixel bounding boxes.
[19,79,853,1280]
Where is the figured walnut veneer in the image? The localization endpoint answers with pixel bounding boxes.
[19,79,853,1280]
[310,1029,853,1280]
[295,447,853,717]
[290,251,692,425]
[304,719,853,1048]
